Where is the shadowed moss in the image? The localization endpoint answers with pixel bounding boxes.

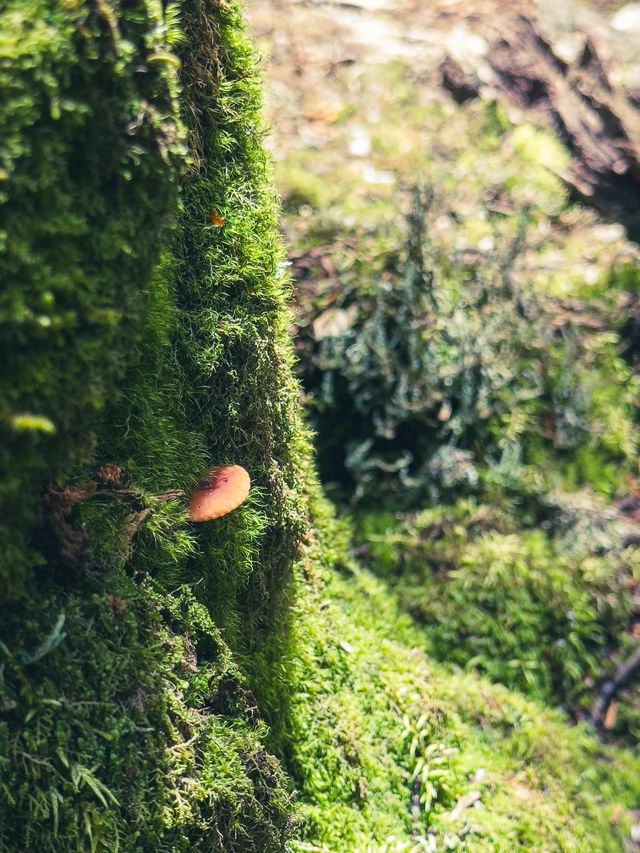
[0,0,183,600]
[0,577,291,852]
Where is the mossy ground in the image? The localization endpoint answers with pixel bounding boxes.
[277,545,640,852]
[250,1,640,846]
[2,0,640,851]
[250,0,640,734]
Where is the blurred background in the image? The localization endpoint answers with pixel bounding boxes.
[247,0,640,740]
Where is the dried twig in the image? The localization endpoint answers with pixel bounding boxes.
[591,646,640,729]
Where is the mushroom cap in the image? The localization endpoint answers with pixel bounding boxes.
[187,465,251,522]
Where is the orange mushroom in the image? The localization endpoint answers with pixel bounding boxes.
[187,465,250,522]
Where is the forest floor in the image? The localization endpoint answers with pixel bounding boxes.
[247,0,640,166]
[246,0,640,249]
[246,0,640,341]
[243,1,640,848]
[246,0,640,703]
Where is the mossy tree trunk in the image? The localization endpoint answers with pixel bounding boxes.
[0,1,312,849]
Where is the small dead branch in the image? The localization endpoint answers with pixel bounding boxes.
[591,645,640,729]
[40,467,185,569]
[40,482,96,572]
[121,509,151,544]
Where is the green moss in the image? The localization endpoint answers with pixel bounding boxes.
[0,0,183,600]
[0,576,291,852]
[0,0,300,848]
[356,496,640,710]
[269,538,640,852]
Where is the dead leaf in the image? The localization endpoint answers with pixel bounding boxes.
[603,699,617,730]
[437,400,452,421]
[303,104,341,123]
[313,305,358,339]
[609,803,626,825]
[445,790,481,821]
[210,209,224,227]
